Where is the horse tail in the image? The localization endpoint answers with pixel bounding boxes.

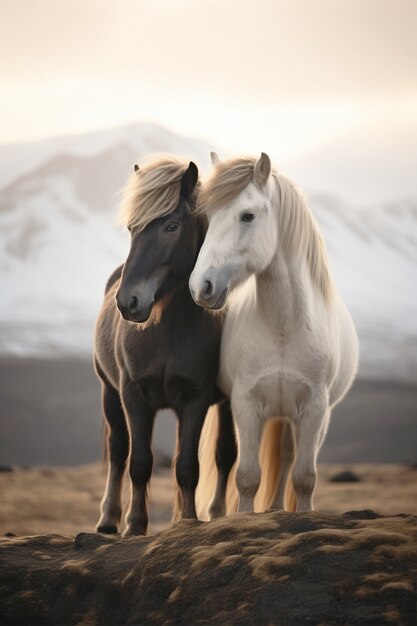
[286,481,297,512]
[94,358,109,469]
[102,419,109,467]
[256,419,297,512]
[196,413,296,518]
[195,404,223,520]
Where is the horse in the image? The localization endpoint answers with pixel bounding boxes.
[94,154,237,536]
[191,152,358,516]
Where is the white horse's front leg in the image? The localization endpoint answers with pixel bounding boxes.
[292,399,328,512]
[233,395,263,513]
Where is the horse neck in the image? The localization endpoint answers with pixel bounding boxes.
[256,245,312,330]
[255,177,319,327]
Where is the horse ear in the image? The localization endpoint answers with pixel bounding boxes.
[210,151,221,166]
[134,164,140,172]
[254,152,271,184]
[180,161,199,199]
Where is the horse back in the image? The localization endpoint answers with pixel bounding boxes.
[94,272,122,389]
[105,264,123,294]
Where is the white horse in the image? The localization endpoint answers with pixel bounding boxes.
[191,152,358,514]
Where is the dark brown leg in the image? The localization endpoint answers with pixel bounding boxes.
[209,399,237,519]
[96,383,129,534]
[120,379,155,536]
[175,396,210,519]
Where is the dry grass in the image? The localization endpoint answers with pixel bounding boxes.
[0,463,416,537]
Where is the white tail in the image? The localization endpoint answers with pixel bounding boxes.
[196,408,296,520]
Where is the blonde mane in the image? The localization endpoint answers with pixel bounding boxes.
[275,172,335,302]
[118,154,194,232]
[198,157,334,302]
[197,157,258,213]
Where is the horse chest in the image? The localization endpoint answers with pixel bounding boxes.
[222,309,327,418]
[132,374,200,410]
[250,372,312,419]
[225,313,312,373]
[122,313,220,410]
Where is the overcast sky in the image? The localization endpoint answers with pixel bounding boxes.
[1,0,416,158]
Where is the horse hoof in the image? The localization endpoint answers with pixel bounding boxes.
[122,526,147,537]
[209,508,226,520]
[96,524,118,535]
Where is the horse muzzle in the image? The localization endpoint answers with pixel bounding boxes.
[116,281,157,323]
[116,296,154,323]
[189,268,229,310]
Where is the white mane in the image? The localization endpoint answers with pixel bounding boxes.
[273,172,335,303]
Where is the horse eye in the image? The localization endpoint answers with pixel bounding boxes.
[241,212,255,223]
[165,222,179,233]
[127,225,132,232]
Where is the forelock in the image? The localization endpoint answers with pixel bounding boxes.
[197,156,259,213]
[118,154,193,232]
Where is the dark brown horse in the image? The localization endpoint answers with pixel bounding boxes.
[94,155,237,536]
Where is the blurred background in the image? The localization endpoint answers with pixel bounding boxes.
[0,0,416,534]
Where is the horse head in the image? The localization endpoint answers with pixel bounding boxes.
[116,159,200,323]
[189,152,277,309]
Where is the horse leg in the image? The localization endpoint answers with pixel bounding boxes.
[175,396,210,519]
[270,421,295,510]
[233,394,263,513]
[209,399,237,519]
[121,380,155,536]
[292,398,328,512]
[96,383,129,534]
[318,410,330,449]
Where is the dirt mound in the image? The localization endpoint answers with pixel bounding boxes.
[0,510,416,625]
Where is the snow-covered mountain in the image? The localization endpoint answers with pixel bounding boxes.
[0,123,213,189]
[309,194,417,382]
[0,122,416,383]
[0,124,213,356]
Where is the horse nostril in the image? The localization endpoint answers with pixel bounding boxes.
[128,295,138,313]
[203,280,214,299]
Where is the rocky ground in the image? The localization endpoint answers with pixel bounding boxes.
[0,463,416,625]
[0,510,416,626]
